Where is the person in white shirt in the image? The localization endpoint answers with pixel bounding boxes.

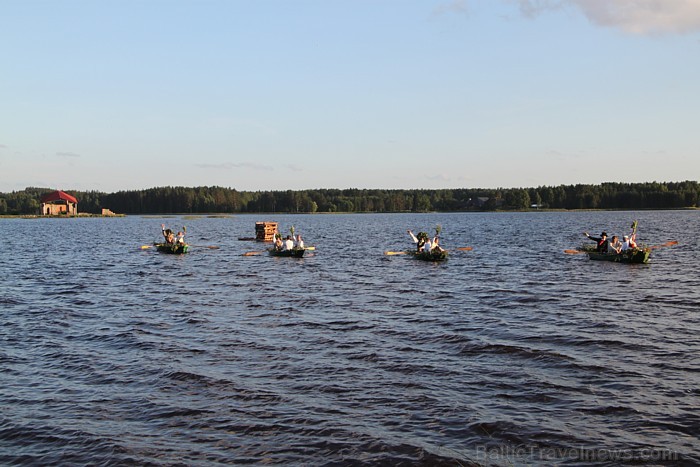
[620,235,630,251]
[282,235,294,250]
[294,234,304,249]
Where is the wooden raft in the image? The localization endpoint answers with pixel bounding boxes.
[255,222,278,242]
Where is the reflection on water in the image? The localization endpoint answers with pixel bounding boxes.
[1,211,699,465]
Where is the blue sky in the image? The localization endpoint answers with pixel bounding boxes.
[1,0,699,193]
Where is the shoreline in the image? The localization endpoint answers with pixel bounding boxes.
[0,213,126,219]
[1,206,698,219]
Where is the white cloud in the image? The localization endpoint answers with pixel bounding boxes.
[512,0,700,35]
[195,162,273,171]
[433,0,471,17]
[545,149,583,160]
[425,173,453,182]
[284,164,303,172]
[512,0,564,18]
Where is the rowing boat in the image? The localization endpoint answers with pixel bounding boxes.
[410,249,448,262]
[154,243,189,254]
[583,246,650,264]
[268,247,305,258]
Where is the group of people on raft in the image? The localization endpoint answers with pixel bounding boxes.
[407,230,445,254]
[161,224,304,251]
[161,224,186,246]
[584,230,638,255]
[273,232,304,251]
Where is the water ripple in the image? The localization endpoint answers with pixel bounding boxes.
[1,212,699,465]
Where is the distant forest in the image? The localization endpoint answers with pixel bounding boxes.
[1,181,698,215]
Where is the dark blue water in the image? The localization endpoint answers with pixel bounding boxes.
[1,212,699,465]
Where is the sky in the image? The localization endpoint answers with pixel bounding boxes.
[1,0,699,193]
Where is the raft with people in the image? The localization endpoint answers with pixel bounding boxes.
[267,225,306,258]
[154,242,189,254]
[404,226,448,262]
[579,221,652,264]
[580,244,650,264]
[153,224,189,254]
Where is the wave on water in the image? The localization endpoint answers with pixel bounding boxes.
[1,212,699,465]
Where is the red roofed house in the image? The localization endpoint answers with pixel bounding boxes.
[40,190,78,216]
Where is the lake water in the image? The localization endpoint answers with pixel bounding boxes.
[1,211,699,465]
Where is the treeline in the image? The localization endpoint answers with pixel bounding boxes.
[0,181,698,215]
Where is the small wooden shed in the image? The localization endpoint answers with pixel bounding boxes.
[40,190,78,216]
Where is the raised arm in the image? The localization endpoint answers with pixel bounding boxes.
[584,232,600,243]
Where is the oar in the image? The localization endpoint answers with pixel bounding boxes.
[385,251,408,256]
[650,240,678,250]
[242,251,264,256]
[305,246,316,251]
[456,247,473,251]
[140,245,153,250]
[564,249,586,254]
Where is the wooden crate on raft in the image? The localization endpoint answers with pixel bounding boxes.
[255,222,278,242]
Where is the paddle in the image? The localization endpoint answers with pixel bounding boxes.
[140,245,153,250]
[564,249,586,255]
[650,240,678,250]
[456,247,473,251]
[243,251,263,256]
